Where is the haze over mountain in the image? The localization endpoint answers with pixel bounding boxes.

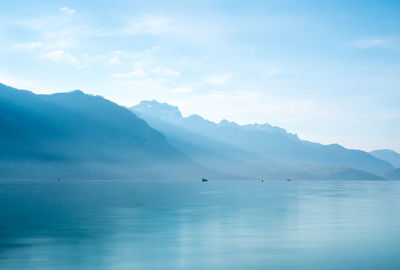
[370,149,400,180]
[0,83,395,180]
[0,83,210,180]
[386,169,400,180]
[370,149,400,168]
[131,100,393,180]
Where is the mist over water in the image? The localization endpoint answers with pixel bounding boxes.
[1,180,399,270]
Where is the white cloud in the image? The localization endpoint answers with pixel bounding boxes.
[265,68,281,78]
[42,50,80,65]
[113,76,167,96]
[164,69,181,77]
[351,38,390,49]
[60,7,76,14]
[109,57,119,65]
[115,14,225,44]
[13,42,43,51]
[114,69,147,78]
[11,11,99,53]
[171,86,193,94]
[151,67,181,77]
[120,15,173,36]
[203,73,232,84]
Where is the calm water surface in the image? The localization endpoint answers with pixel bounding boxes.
[0,180,399,269]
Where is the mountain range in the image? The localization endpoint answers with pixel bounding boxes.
[0,83,397,180]
[0,83,214,180]
[369,149,400,168]
[369,150,400,179]
[131,100,395,180]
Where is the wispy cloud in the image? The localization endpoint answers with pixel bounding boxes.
[265,68,282,79]
[350,38,391,49]
[13,42,43,51]
[10,10,100,52]
[5,11,111,69]
[204,73,232,84]
[171,86,193,94]
[114,69,147,78]
[42,50,80,66]
[151,67,181,77]
[104,13,230,46]
[120,15,173,36]
[60,7,76,15]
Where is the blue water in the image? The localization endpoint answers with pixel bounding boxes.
[0,180,399,269]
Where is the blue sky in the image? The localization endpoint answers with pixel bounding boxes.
[1,0,399,151]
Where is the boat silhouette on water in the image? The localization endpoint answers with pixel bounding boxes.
[201,178,208,182]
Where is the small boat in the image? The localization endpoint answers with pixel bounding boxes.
[202,178,208,182]
[287,179,291,181]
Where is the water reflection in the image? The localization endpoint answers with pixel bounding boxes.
[1,180,399,269]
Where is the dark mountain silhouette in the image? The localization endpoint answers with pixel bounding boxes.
[0,83,213,180]
[370,149,400,168]
[131,100,392,180]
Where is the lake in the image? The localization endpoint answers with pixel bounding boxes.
[0,180,399,269]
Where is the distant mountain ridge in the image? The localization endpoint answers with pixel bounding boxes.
[386,168,400,180]
[0,83,394,181]
[370,149,400,168]
[0,84,213,180]
[131,100,393,180]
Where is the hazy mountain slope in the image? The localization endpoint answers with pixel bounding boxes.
[0,84,211,180]
[386,168,400,180]
[131,101,291,179]
[131,100,392,178]
[370,149,400,168]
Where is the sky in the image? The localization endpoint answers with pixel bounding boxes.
[0,0,399,152]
